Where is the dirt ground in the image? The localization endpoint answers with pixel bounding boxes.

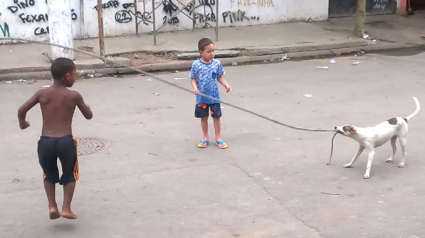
[118,52,178,66]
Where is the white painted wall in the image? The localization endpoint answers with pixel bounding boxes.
[1,0,329,40]
[0,0,80,41]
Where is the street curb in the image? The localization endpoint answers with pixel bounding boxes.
[0,57,131,75]
[238,41,371,56]
[1,43,423,82]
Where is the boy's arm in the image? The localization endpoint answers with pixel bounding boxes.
[75,92,93,120]
[18,91,41,129]
[217,62,231,92]
[189,63,199,94]
[218,77,232,92]
[191,78,200,94]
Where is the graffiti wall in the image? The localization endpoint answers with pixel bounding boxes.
[0,0,80,40]
[0,0,329,40]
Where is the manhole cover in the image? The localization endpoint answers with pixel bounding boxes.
[75,138,110,156]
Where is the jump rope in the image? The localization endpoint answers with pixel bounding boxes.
[2,37,339,164]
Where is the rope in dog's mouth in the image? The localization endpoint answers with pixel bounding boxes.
[2,38,337,160]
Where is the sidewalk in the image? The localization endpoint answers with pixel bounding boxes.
[1,12,424,80]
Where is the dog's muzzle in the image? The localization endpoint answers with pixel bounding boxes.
[334,127,343,134]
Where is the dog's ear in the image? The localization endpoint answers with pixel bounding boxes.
[349,126,356,134]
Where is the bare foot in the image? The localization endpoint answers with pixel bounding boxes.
[62,210,77,219]
[49,207,61,220]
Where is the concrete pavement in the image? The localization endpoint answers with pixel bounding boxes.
[1,12,425,81]
[1,50,424,237]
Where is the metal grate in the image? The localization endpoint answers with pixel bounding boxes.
[75,138,111,156]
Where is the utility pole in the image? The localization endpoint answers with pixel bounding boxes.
[97,0,105,56]
[48,0,74,60]
[354,0,366,38]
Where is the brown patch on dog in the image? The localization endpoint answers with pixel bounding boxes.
[404,118,408,123]
[343,125,356,134]
[387,117,397,125]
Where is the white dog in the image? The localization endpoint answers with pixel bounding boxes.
[335,97,420,179]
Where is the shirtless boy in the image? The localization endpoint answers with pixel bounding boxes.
[18,57,93,219]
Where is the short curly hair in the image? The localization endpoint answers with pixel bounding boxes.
[50,57,75,80]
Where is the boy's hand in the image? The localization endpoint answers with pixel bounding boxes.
[19,121,30,130]
[194,88,200,95]
[225,85,232,93]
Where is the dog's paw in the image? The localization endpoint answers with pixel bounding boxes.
[363,174,370,179]
[398,163,405,168]
[385,158,393,163]
[343,164,352,168]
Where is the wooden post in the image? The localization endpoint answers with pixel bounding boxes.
[204,0,207,28]
[97,0,105,56]
[79,0,84,38]
[143,0,146,33]
[134,0,139,36]
[152,0,157,45]
[143,0,146,15]
[215,0,219,42]
[192,0,195,30]
[354,0,366,38]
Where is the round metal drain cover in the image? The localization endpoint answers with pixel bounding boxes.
[75,138,110,156]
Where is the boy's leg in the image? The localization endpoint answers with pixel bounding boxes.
[201,116,209,141]
[195,104,210,147]
[213,117,222,141]
[210,104,223,141]
[62,182,77,219]
[38,137,61,219]
[44,181,61,219]
[57,136,79,219]
[210,104,227,148]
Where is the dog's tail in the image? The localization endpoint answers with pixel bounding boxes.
[405,97,420,122]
